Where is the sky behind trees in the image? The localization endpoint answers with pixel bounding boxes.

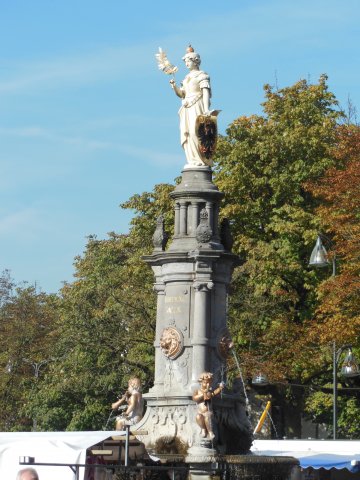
[0,0,359,292]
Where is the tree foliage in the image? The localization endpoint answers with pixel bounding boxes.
[304,124,360,344]
[0,272,59,430]
[300,124,360,438]
[213,76,341,382]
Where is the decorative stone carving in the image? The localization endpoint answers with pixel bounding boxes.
[175,350,190,387]
[216,328,234,359]
[160,326,184,359]
[193,281,214,292]
[220,217,234,251]
[213,401,253,454]
[152,215,168,251]
[196,209,212,244]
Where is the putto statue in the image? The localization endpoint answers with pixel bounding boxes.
[111,377,144,430]
[192,372,224,440]
[156,45,219,168]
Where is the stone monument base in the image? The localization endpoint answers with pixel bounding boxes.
[150,453,298,480]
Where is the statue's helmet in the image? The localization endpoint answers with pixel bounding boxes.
[182,44,201,66]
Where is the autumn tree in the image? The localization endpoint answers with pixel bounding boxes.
[0,272,59,430]
[213,75,341,384]
[301,124,360,438]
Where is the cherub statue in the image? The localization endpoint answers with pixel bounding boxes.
[111,377,144,431]
[192,372,224,440]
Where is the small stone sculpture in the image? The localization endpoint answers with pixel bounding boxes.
[111,377,144,430]
[192,372,224,440]
[152,215,168,251]
[196,208,212,244]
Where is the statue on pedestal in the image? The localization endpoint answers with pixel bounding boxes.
[192,372,224,440]
[111,377,144,430]
[156,45,219,168]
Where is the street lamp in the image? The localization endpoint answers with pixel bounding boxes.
[6,357,52,431]
[309,234,336,276]
[309,237,359,437]
[333,343,360,439]
[22,358,51,380]
[252,373,269,387]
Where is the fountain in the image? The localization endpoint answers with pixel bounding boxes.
[132,46,298,479]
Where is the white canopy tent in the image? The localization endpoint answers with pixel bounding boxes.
[0,431,122,480]
[3,433,360,479]
[252,440,360,473]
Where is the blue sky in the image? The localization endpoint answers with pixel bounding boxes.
[0,0,359,293]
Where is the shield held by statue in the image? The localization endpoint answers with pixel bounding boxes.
[195,110,220,165]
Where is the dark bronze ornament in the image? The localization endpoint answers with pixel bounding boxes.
[195,114,218,163]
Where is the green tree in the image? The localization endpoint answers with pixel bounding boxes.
[213,75,341,383]
[28,183,175,430]
[0,272,59,430]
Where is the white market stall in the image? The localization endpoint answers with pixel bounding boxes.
[252,439,360,476]
[0,431,122,480]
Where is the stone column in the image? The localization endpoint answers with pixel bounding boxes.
[191,203,199,236]
[152,282,166,391]
[191,281,214,383]
[180,202,187,236]
[174,203,180,236]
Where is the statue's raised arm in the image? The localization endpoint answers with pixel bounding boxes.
[156,45,219,168]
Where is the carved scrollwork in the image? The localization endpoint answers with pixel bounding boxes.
[160,326,184,360]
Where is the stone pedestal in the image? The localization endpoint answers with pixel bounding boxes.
[136,167,252,456]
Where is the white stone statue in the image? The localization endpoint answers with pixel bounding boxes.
[156,45,218,168]
[170,45,213,168]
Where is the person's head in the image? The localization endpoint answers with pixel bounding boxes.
[16,468,39,480]
[128,376,141,393]
[198,372,213,390]
[182,45,201,69]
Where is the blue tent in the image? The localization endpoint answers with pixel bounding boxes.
[300,453,360,472]
[252,440,360,473]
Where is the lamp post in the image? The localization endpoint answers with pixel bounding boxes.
[333,343,360,439]
[309,238,360,438]
[22,358,50,381]
[6,357,52,431]
[22,358,52,431]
